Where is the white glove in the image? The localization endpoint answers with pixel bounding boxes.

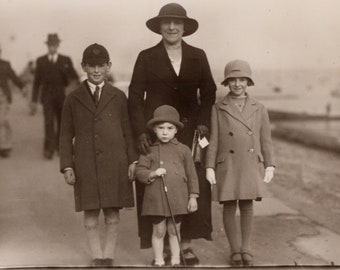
[263,166,275,183]
[206,168,216,185]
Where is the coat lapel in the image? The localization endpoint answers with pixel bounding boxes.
[219,94,259,130]
[149,42,177,87]
[179,41,199,79]
[242,96,259,121]
[73,81,97,114]
[95,82,117,115]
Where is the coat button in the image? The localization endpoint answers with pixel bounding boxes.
[247,131,253,136]
[229,150,234,154]
[229,132,233,136]
[248,148,254,153]
[96,150,101,155]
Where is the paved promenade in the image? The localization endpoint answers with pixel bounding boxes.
[0,94,339,269]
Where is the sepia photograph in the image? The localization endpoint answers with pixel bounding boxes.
[0,0,339,268]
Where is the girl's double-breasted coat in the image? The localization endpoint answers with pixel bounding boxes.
[59,81,136,211]
[136,138,199,217]
[205,93,275,202]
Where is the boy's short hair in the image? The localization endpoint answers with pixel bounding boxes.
[82,43,110,65]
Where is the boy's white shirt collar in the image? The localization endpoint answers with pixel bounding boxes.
[87,80,105,98]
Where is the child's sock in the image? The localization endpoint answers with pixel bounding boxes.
[103,209,120,259]
[171,255,180,266]
[223,200,240,253]
[168,221,181,265]
[152,221,166,266]
[84,210,102,259]
[239,199,253,252]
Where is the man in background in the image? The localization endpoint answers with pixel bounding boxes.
[0,45,25,158]
[31,33,79,159]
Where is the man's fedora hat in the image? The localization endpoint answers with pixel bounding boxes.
[146,3,199,37]
[45,33,61,45]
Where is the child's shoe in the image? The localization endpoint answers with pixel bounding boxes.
[229,252,242,266]
[241,251,254,266]
[152,258,165,267]
[101,258,114,266]
[91,258,102,266]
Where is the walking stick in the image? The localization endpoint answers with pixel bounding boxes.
[161,174,187,267]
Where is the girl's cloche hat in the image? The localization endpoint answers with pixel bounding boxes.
[146,3,199,37]
[147,105,184,130]
[221,59,255,86]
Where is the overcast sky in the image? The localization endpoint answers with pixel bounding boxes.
[1,0,340,78]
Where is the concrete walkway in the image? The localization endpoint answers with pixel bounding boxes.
[0,94,339,268]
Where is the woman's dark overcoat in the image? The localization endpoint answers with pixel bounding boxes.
[59,81,136,212]
[128,41,216,247]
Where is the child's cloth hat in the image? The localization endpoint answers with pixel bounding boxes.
[147,105,184,130]
[82,43,110,65]
[221,59,255,86]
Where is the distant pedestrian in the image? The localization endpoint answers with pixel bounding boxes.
[136,105,199,267]
[205,60,276,266]
[31,33,79,159]
[0,45,25,158]
[59,43,137,266]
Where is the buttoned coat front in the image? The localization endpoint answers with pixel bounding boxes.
[59,81,136,211]
[136,139,199,217]
[205,93,275,202]
[128,41,216,147]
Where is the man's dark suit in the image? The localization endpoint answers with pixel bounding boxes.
[32,54,78,156]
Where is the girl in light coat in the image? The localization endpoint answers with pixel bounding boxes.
[205,60,275,266]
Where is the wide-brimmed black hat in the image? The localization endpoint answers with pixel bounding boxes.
[146,3,199,37]
[82,43,110,65]
[45,33,61,45]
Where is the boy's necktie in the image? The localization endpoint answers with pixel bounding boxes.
[94,86,100,106]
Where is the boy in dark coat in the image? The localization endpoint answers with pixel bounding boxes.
[59,43,136,266]
[136,105,199,266]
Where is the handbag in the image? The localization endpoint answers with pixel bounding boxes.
[191,130,204,164]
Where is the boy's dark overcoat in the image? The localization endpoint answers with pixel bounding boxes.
[60,81,136,211]
[205,93,276,202]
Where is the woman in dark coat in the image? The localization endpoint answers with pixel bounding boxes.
[128,3,216,264]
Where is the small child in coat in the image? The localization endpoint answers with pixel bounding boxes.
[59,43,137,266]
[205,60,275,266]
[136,105,199,267]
